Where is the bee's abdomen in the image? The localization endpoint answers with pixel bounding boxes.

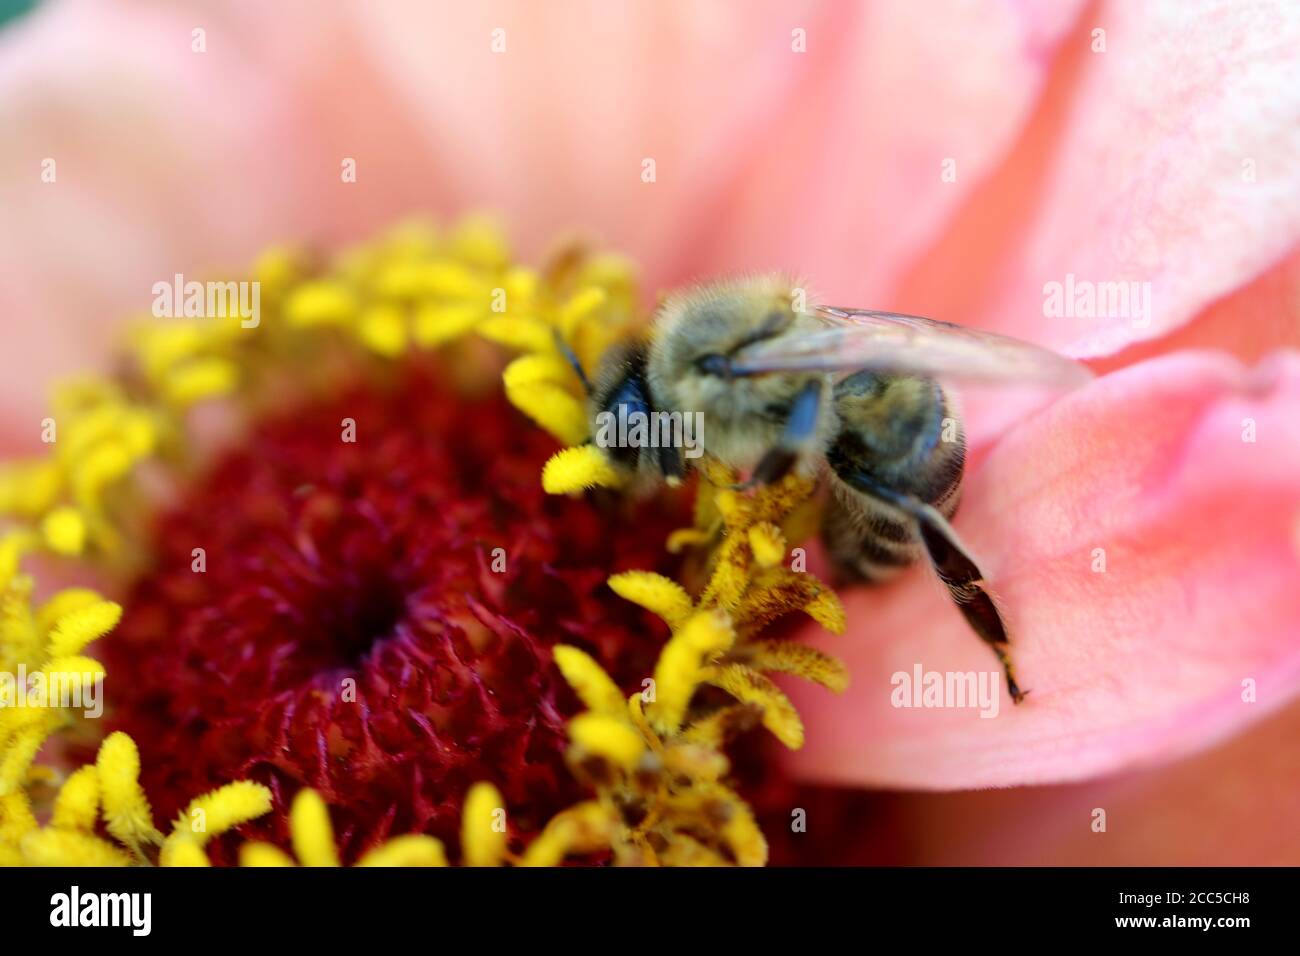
[822,485,924,581]
[822,373,964,581]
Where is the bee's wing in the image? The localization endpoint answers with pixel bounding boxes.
[729,306,1093,388]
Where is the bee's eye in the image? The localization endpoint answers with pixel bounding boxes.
[695,353,731,377]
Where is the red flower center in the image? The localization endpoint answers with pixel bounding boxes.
[102,359,685,862]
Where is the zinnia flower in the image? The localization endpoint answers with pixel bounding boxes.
[1,0,1298,867]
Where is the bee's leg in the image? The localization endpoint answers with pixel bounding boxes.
[837,469,1025,703]
[732,378,823,490]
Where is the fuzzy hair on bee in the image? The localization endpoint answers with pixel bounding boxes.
[645,275,834,477]
[561,274,1093,702]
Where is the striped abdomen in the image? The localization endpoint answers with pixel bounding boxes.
[822,371,964,580]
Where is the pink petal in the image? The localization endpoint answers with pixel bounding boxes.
[0,0,441,425]
[1093,248,1300,371]
[352,0,1085,299]
[899,0,1300,356]
[878,695,1300,865]
[785,348,1300,789]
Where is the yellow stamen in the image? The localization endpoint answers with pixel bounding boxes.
[51,765,100,831]
[21,828,131,867]
[357,835,449,867]
[169,781,273,850]
[35,588,103,634]
[505,382,589,446]
[745,639,850,693]
[541,445,623,494]
[285,280,357,327]
[412,301,482,347]
[96,732,162,856]
[160,840,211,867]
[648,609,735,736]
[46,600,121,659]
[518,802,612,867]
[606,570,694,630]
[161,357,239,406]
[461,782,507,867]
[478,316,556,354]
[568,712,646,771]
[290,788,340,867]
[703,663,804,749]
[356,303,409,358]
[239,842,296,867]
[501,353,576,391]
[41,506,87,556]
[552,645,626,715]
[746,522,787,568]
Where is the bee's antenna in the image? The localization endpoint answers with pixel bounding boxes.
[553,330,593,396]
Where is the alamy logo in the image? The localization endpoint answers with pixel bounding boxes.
[890,664,1001,718]
[1042,273,1151,326]
[0,665,102,718]
[152,274,260,328]
[50,886,151,936]
[593,406,704,459]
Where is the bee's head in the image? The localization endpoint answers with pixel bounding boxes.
[648,275,811,420]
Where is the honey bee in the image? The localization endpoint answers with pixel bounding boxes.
[562,276,1092,703]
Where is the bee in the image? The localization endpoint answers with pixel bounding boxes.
[561,275,1092,703]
